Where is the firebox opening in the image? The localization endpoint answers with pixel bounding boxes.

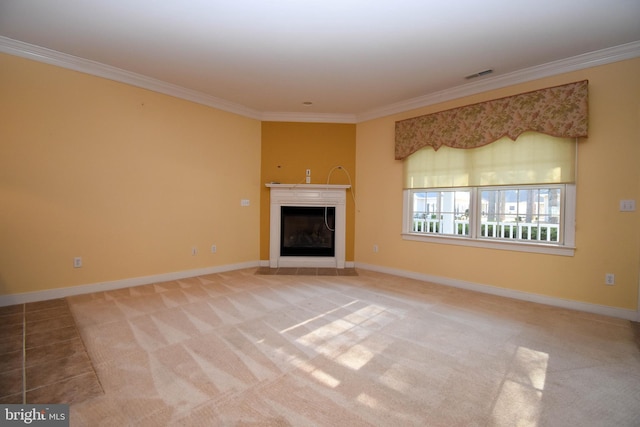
[280,206,335,257]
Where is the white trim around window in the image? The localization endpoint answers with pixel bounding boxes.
[402,185,576,256]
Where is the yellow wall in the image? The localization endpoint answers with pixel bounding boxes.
[0,53,262,296]
[3,49,638,314]
[260,122,356,261]
[355,57,640,311]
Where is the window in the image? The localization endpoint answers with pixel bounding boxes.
[411,189,471,236]
[402,132,576,256]
[480,187,562,243]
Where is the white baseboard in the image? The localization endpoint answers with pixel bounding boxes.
[355,262,640,322]
[3,260,636,322]
[0,261,260,307]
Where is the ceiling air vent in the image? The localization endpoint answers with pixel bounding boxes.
[465,69,494,79]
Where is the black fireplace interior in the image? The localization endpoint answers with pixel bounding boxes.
[281,206,335,257]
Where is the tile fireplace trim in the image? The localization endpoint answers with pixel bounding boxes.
[266,184,350,269]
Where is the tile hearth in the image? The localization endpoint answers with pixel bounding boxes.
[255,267,358,276]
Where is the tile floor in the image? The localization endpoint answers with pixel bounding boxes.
[0,299,103,404]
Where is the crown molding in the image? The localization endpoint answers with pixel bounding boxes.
[356,40,640,122]
[2,36,639,124]
[260,111,357,124]
[0,36,263,120]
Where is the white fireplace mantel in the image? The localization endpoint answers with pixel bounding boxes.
[266,183,350,268]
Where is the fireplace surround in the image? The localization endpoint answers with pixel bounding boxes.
[266,183,349,268]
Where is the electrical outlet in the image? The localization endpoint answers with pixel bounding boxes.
[605,273,615,285]
[192,247,198,256]
[73,257,82,268]
[620,200,636,212]
[373,244,379,253]
[211,245,217,253]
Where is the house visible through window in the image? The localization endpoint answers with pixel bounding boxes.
[402,132,577,256]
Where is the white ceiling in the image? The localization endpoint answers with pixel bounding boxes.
[1,0,640,122]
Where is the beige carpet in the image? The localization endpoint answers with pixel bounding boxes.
[66,268,640,426]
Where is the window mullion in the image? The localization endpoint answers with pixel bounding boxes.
[470,188,478,239]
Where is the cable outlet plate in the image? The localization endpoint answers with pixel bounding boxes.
[605,273,615,285]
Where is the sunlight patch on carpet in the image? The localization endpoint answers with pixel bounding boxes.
[492,346,549,426]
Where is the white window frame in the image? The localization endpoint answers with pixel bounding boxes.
[402,184,576,256]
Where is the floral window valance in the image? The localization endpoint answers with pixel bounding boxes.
[394,80,588,160]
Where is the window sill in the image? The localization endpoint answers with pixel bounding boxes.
[401,233,575,256]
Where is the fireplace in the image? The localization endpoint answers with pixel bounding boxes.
[280,206,335,257]
[266,183,349,268]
